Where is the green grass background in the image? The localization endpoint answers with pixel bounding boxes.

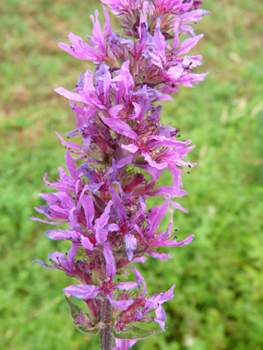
[1,0,263,349]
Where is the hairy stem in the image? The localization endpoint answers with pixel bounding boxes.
[99,295,112,350]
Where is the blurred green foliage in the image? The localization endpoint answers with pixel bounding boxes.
[1,0,263,349]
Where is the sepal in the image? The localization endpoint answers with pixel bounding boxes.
[65,296,99,335]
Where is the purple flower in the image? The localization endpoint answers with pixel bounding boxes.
[32,0,209,347]
[58,8,119,67]
[113,283,175,332]
[144,201,194,250]
[63,243,138,310]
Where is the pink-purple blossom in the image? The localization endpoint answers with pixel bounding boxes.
[32,0,208,349]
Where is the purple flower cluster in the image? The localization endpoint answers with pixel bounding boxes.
[32,0,208,349]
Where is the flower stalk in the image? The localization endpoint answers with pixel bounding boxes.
[32,0,209,349]
[99,295,113,350]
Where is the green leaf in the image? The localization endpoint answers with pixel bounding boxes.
[77,325,100,336]
[113,326,163,340]
[65,295,83,318]
[65,296,99,335]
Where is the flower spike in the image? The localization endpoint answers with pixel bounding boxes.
[32,0,209,348]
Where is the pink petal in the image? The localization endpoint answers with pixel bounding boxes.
[45,229,79,241]
[147,251,171,261]
[63,284,101,299]
[81,236,94,250]
[103,242,116,279]
[111,299,134,310]
[176,34,203,56]
[125,234,137,261]
[100,116,137,141]
[154,18,166,63]
[132,256,147,263]
[121,144,139,153]
[117,155,134,168]
[54,87,86,103]
[80,195,95,230]
[169,200,188,213]
[94,200,112,243]
[131,267,146,296]
[65,149,79,181]
[115,282,138,291]
[155,305,166,331]
[29,216,68,225]
[55,132,82,150]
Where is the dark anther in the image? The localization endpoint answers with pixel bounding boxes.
[187,171,190,174]
[70,45,73,49]
[171,83,176,88]
[188,165,191,168]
